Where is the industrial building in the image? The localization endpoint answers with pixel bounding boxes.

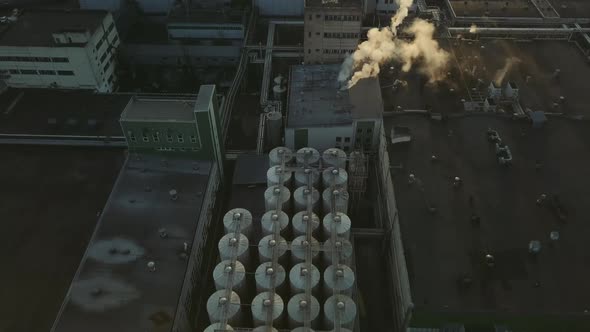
[285,64,383,152]
[0,9,120,92]
[304,0,362,64]
[50,85,224,332]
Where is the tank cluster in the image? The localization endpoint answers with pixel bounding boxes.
[205,146,361,332]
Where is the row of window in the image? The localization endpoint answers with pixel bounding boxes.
[325,15,361,21]
[324,32,360,39]
[95,22,116,51]
[156,147,199,152]
[129,132,198,144]
[0,56,69,63]
[0,69,74,76]
[323,49,355,54]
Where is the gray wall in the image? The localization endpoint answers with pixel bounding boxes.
[255,0,304,16]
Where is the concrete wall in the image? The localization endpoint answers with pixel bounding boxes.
[304,6,362,64]
[255,0,304,16]
[285,125,354,152]
[0,13,119,92]
[167,23,244,40]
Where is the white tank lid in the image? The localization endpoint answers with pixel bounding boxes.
[324,264,355,291]
[213,260,246,288]
[258,234,288,260]
[287,293,320,324]
[255,262,286,289]
[291,235,320,261]
[206,290,241,322]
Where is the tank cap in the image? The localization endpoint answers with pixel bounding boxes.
[266,267,274,275]
[302,240,309,247]
[336,269,344,277]
[278,148,285,154]
[273,188,281,195]
[335,241,342,247]
[263,299,272,307]
[337,301,345,309]
[301,268,308,276]
[229,237,238,245]
[303,214,310,221]
[224,265,233,273]
[304,168,311,174]
[233,212,241,220]
[303,188,311,195]
[332,168,339,175]
[269,239,277,247]
[299,300,308,308]
[271,213,279,221]
[218,297,228,305]
[334,215,342,222]
[333,189,340,196]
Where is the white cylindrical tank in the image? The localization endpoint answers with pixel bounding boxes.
[223,208,253,238]
[323,294,357,329]
[255,262,287,295]
[204,323,233,332]
[289,262,321,296]
[218,233,249,267]
[293,186,320,214]
[291,211,320,237]
[258,234,289,265]
[287,293,320,329]
[322,212,352,240]
[322,148,347,169]
[260,210,290,236]
[322,188,349,215]
[269,146,293,167]
[251,292,284,327]
[266,111,283,149]
[253,327,278,332]
[348,151,366,174]
[267,166,292,188]
[291,328,316,332]
[296,147,320,166]
[213,260,247,297]
[294,167,320,188]
[322,167,348,190]
[264,185,291,213]
[323,264,355,296]
[323,237,354,266]
[291,235,320,264]
[273,84,287,101]
[207,290,241,326]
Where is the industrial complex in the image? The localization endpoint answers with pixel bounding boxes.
[0,0,589,332]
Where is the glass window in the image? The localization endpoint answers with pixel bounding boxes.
[143,136,149,142]
[177,135,184,143]
[345,137,350,142]
[51,57,69,63]
[20,69,37,75]
[57,70,74,76]
[39,70,56,75]
[100,52,108,63]
[112,35,119,44]
[336,137,342,142]
[190,136,197,143]
[167,135,173,142]
[9,69,18,74]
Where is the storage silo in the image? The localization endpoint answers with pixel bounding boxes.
[218,233,249,267]
[291,328,316,332]
[266,111,283,149]
[258,234,289,265]
[260,210,290,236]
[294,167,320,188]
[253,327,278,332]
[223,208,253,238]
[269,146,293,167]
[322,167,348,190]
[267,166,293,188]
[293,187,320,214]
[291,211,320,237]
[289,262,321,296]
[291,235,320,264]
[322,213,352,240]
[323,237,354,266]
[251,292,285,327]
[206,290,241,326]
[296,147,320,166]
[255,262,287,295]
[287,293,320,329]
[264,185,291,213]
[204,323,233,332]
[322,188,349,215]
[323,294,357,329]
[323,264,355,296]
[322,148,347,169]
[213,260,247,298]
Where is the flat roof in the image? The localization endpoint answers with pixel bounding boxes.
[305,0,362,9]
[52,154,212,332]
[121,96,196,122]
[385,114,590,321]
[0,9,107,47]
[448,0,542,18]
[0,145,124,332]
[548,0,590,18]
[383,39,590,116]
[287,64,382,128]
[0,88,131,137]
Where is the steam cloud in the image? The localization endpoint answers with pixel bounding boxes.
[494,57,520,86]
[339,0,450,89]
[469,24,478,33]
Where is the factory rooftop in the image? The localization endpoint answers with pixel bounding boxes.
[0,88,130,137]
[382,39,590,117]
[121,96,197,122]
[305,0,362,9]
[448,0,543,18]
[51,154,212,332]
[287,64,383,128]
[385,114,590,331]
[0,9,107,47]
[0,146,124,332]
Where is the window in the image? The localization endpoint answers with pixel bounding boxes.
[357,128,362,133]
[167,135,173,143]
[39,70,56,75]
[336,137,342,142]
[95,38,104,51]
[107,73,114,83]
[308,49,311,54]
[36,57,51,62]
[315,49,319,52]
[57,70,74,76]
[131,137,136,142]
[308,14,312,20]
[100,52,108,63]
[190,135,197,143]
[365,138,372,143]
[177,135,184,143]
[308,32,311,38]
[51,57,69,63]
[143,135,149,142]
[316,14,321,18]
[343,146,350,152]
[20,69,37,75]
[9,69,18,74]
[153,132,160,142]
[315,32,320,36]
[112,34,119,44]
[106,22,115,35]
[345,137,350,143]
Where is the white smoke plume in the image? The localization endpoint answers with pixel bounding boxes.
[341,0,450,89]
[469,24,478,33]
[493,57,520,86]
[337,55,355,84]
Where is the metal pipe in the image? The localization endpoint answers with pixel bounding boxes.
[449,27,590,34]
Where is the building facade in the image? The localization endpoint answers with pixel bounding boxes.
[0,10,120,92]
[304,0,362,64]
